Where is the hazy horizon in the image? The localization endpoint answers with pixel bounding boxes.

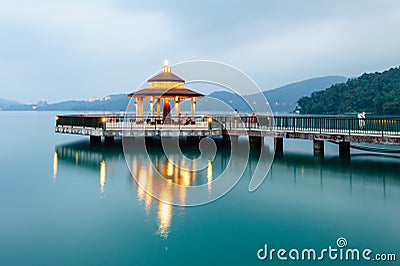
[1,74,350,104]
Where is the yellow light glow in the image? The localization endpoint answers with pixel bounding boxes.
[167,159,174,177]
[55,116,60,121]
[53,151,58,181]
[208,117,213,123]
[137,185,145,202]
[162,60,171,73]
[157,200,172,239]
[149,81,183,88]
[157,183,172,239]
[207,160,213,194]
[181,170,190,186]
[100,160,106,193]
[101,117,107,123]
[138,168,148,187]
[191,159,197,184]
[75,152,79,165]
[134,158,152,214]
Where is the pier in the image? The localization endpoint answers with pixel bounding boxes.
[55,114,400,158]
[54,61,400,158]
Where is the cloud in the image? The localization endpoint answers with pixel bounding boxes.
[1,0,400,102]
[0,0,178,102]
[0,1,176,54]
[216,3,400,89]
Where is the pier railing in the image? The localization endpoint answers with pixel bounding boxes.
[271,116,400,137]
[55,114,400,137]
[56,115,106,130]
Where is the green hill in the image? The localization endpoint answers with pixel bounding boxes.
[297,67,400,115]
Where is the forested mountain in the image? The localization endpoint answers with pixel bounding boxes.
[297,67,400,115]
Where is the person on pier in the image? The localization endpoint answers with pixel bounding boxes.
[358,111,366,130]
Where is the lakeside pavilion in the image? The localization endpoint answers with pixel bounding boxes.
[128,61,204,123]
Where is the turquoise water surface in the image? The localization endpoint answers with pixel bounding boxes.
[0,112,399,265]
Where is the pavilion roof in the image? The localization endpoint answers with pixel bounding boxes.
[148,71,185,83]
[128,87,204,98]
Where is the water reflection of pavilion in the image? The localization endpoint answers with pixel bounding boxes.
[53,141,399,238]
[130,151,216,238]
[53,140,223,239]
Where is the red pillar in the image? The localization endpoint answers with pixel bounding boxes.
[163,98,171,121]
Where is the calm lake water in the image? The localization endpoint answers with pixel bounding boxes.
[0,111,399,265]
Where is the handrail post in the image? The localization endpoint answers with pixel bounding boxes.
[320,117,322,134]
[348,118,351,136]
[293,117,296,133]
[380,118,384,138]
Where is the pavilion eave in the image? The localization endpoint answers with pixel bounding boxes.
[128,87,204,98]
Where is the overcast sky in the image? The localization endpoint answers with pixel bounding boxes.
[1,0,400,103]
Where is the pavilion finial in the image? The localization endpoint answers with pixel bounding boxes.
[162,59,171,73]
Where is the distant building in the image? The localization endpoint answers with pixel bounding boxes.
[36,100,48,107]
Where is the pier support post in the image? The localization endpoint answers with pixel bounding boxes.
[249,136,263,147]
[187,136,200,145]
[222,134,230,146]
[104,136,114,145]
[274,138,283,157]
[90,136,101,145]
[145,136,153,147]
[228,135,238,147]
[313,140,324,158]
[221,134,238,147]
[339,142,351,160]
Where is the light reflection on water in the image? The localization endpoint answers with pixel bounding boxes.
[100,160,106,194]
[52,151,58,181]
[53,139,400,241]
[3,112,400,265]
[54,139,221,239]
